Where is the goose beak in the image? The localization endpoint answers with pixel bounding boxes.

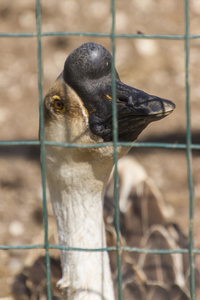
[63,42,176,142]
[104,79,176,142]
[115,80,175,118]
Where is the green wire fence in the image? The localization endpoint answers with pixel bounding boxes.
[0,0,199,299]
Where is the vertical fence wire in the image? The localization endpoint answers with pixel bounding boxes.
[0,0,199,299]
[110,0,123,299]
[36,0,52,298]
[184,0,195,299]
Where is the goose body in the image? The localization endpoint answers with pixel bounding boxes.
[12,156,194,299]
[43,42,175,299]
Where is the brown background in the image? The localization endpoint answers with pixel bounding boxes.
[0,0,200,298]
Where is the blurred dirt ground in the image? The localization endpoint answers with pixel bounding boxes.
[0,0,200,298]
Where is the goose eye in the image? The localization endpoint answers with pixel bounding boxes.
[52,95,66,113]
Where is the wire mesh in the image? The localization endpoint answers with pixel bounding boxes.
[0,0,199,299]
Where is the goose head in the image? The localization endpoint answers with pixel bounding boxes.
[44,42,175,157]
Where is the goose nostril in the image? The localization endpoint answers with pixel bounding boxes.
[127,95,133,106]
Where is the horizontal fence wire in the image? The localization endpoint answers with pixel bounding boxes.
[0,0,200,299]
[1,32,200,40]
[1,242,200,255]
[1,140,200,150]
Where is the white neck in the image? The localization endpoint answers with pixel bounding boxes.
[46,147,115,300]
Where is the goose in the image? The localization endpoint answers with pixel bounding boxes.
[43,42,175,300]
